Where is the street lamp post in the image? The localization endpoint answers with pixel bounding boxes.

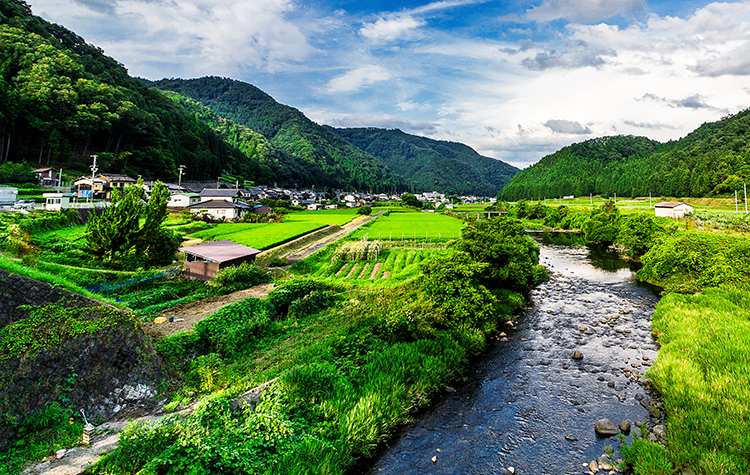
[89,155,98,202]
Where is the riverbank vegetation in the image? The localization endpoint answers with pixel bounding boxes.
[81,215,544,475]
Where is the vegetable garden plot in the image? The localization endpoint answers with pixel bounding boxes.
[349,212,465,242]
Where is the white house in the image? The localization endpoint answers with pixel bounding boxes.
[167,192,201,209]
[198,188,243,203]
[307,203,322,211]
[43,193,73,211]
[187,199,251,220]
[654,201,694,219]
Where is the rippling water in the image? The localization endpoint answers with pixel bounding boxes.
[366,233,661,475]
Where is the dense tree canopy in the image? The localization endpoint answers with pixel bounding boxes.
[501,113,750,200]
[331,127,519,196]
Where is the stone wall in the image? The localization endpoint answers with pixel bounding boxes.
[0,270,163,446]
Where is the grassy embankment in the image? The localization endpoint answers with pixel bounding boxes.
[622,232,750,475]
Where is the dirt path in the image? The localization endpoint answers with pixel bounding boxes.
[144,283,276,339]
[285,211,385,263]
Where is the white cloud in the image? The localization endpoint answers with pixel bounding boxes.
[325,65,393,94]
[544,119,592,134]
[33,0,312,77]
[524,0,645,23]
[360,16,424,42]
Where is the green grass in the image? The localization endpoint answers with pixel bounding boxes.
[0,254,117,305]
[348,212,465,242]
[191,209,359,249]
[629,287,750,475]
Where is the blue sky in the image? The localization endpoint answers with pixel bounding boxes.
[29,0,750,168]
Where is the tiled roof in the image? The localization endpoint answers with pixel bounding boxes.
[199,188,242,197]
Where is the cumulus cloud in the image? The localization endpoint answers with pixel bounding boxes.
[524,0,645,23]
[692,42,750,77]
[637,93,717,110]
[520,47,616,70]
[544,119,592,134]
[35,0,312,77]
[328,114,438,134]
[360,16,424,42]
[325,65,393,94]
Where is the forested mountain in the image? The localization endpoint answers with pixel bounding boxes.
[149,77,404,192]
[500,109,750,200]
[163,92,313,186]
[0,0,261,182]
[329,127,519,196]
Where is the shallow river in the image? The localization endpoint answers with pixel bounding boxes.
[367,233,661,475]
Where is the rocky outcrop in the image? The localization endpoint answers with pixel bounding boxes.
[0,271,162,447]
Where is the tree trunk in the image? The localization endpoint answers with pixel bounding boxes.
[4,135,10,163]
[113,133,122,160]
[38,143,44,165]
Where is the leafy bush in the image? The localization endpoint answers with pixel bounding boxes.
[637,232,750,292]
[267,279,318,316]
[288,290,336,320]
[210,262,268,293]
[584,200,620,245]
[156,332,200,368]
[618,213,674,258]
[194,298,272,345]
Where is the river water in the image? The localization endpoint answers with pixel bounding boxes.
[367,232,661,475]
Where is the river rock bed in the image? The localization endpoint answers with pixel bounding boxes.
[367,235,661,475]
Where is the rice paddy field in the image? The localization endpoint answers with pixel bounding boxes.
[294,246,446,288]
[348,211,466,242]
[190,209,359,249]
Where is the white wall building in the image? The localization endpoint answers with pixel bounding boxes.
[654,201,694,219]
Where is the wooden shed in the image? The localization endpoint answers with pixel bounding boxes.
[179,240,262,281]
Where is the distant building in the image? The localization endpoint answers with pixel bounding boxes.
[307,203,322,211]
[179,240,262,281]
[187,199,251,220]
[0,186,18,206]
[33,167,59,186]
[654,201,694,219]
[199,188,243,203]
[42,193,74,211]
[253,205,272,214]
[167,192,201,209]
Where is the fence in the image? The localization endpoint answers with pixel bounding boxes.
[87,267,181,294]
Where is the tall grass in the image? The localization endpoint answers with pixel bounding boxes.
[633,287,750,474]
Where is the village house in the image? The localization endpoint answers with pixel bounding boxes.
[32,167,60,187]
[654,201,694,219]
[167,192,201,209]
[199,188,243,203]
[187,199,251,220]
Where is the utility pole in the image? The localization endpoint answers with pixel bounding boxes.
[57,168,62,193]
[178,165,186,190]
[590,193,592,205]
[614,193,617,205]
[736,190,739,213]
[89,155,98,202]
[745,183,748,214]
[649,192,652,209]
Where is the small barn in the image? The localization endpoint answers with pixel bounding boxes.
[655,201,694,219]
[179,240,262,281]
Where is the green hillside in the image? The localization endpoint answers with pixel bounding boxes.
[0,0,263,182]
[329,127,519,196]
[500,109,750,200]
[149,77,404,192]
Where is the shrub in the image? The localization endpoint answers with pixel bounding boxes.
[637,232,750,292]
[210,262,267,293]
[288,290,336,319]
[267,279,318,316]
[194,298,272,346]
[156,332,200,368]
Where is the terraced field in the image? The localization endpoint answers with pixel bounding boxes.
[301,247,445,287]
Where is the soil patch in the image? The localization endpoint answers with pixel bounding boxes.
[144,283,275,339]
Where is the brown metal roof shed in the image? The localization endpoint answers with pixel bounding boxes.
[179,240,261,281]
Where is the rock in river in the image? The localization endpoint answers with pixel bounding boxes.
[573,350,584,360]
[619,421,631,434]
[595,419,620,436]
